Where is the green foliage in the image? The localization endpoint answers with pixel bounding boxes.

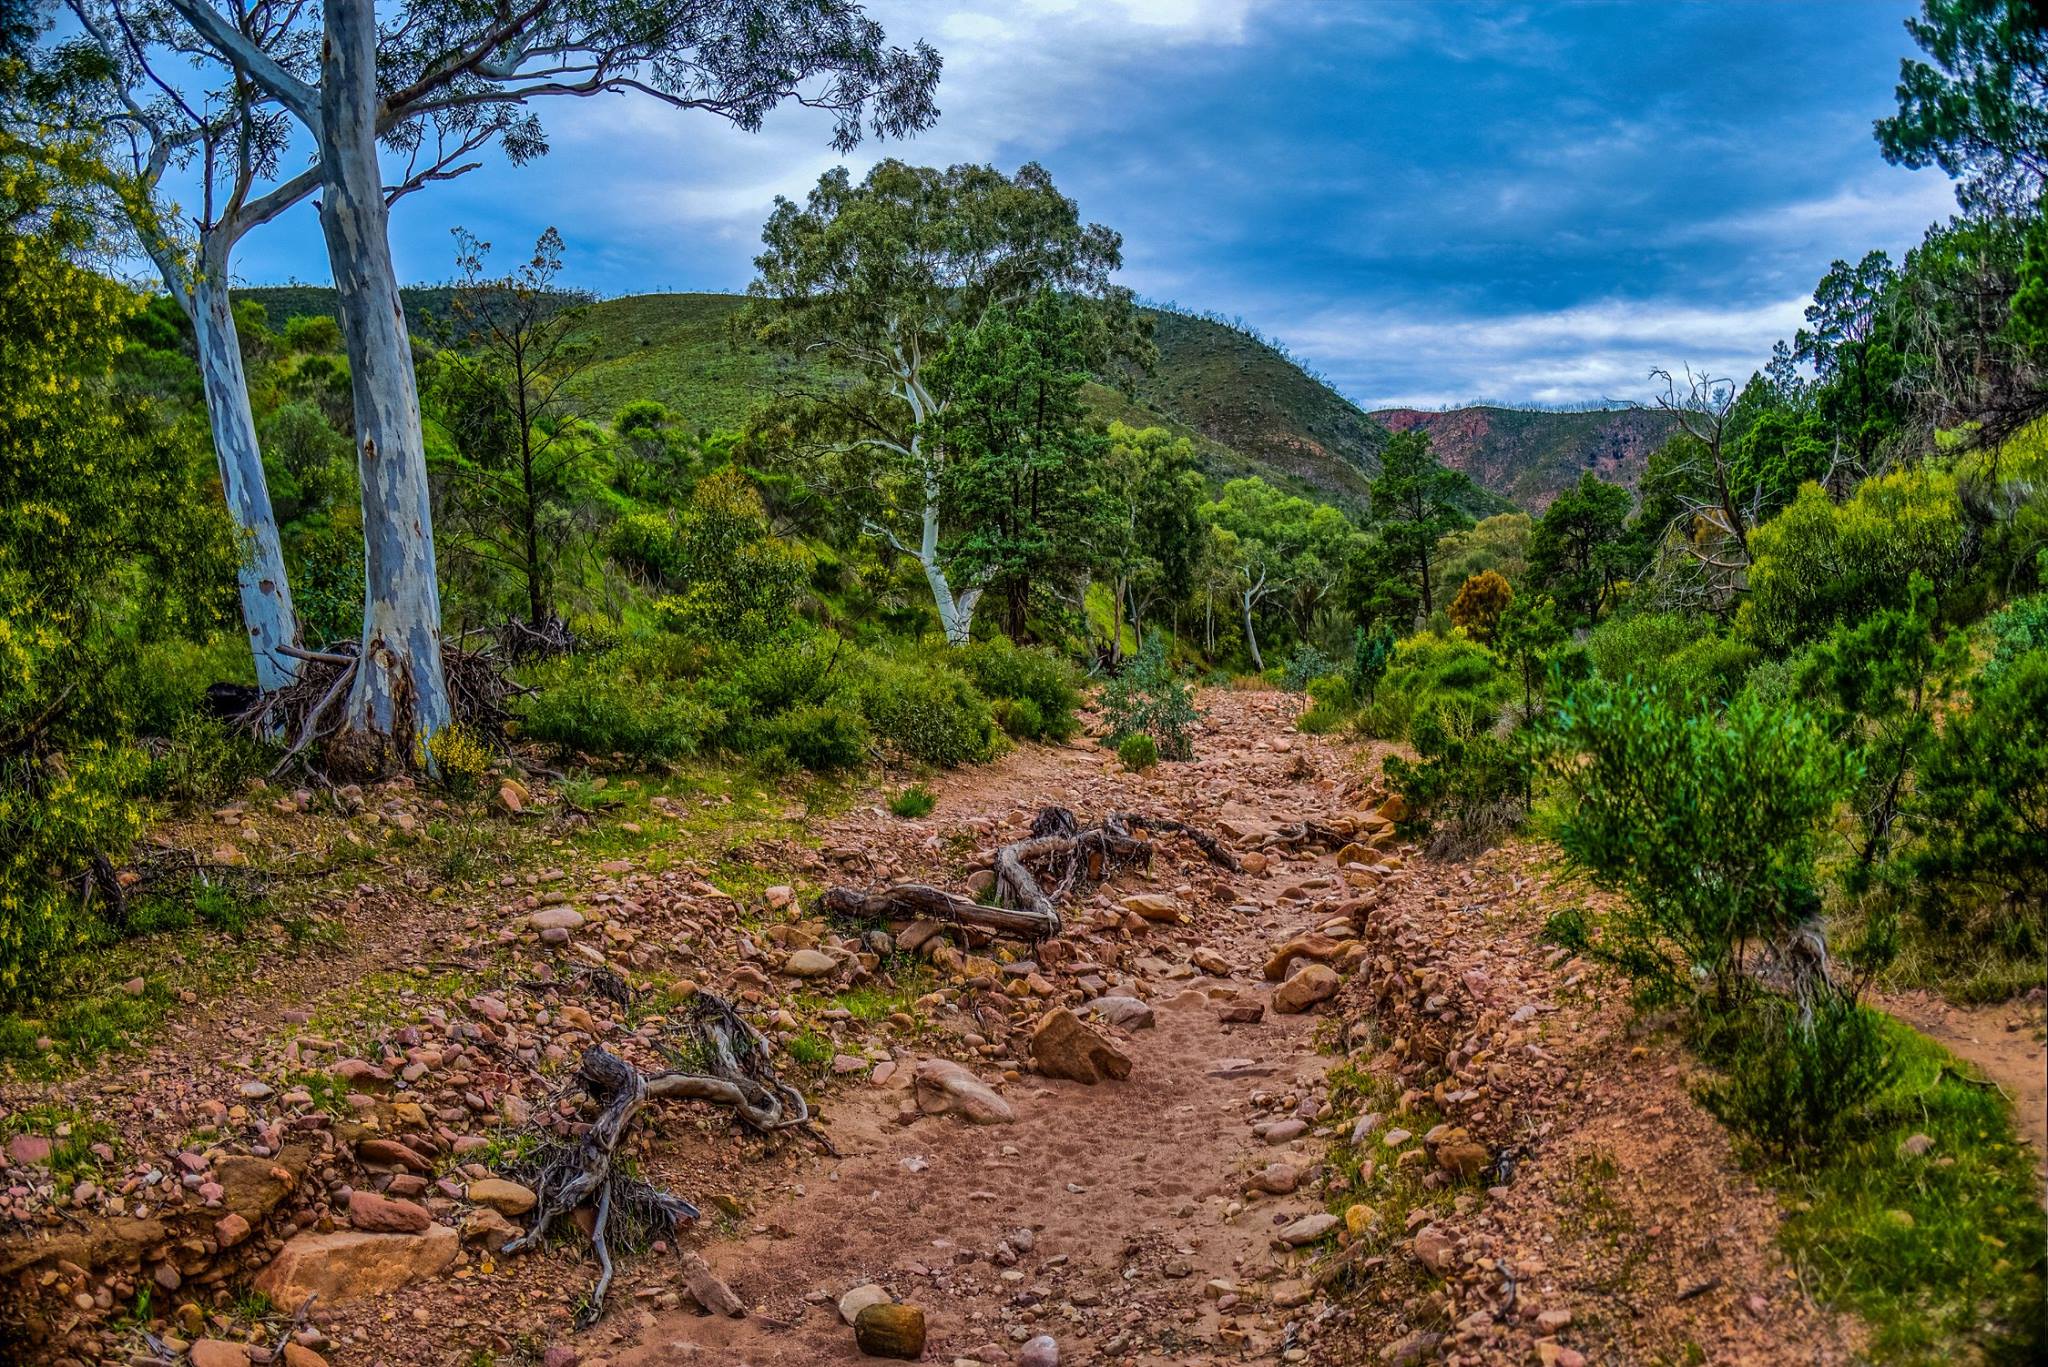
[1350,625,1396,703]
[1907,646,2048,961]
[0,745,145,1005]
[1357,633,1511,740]
[1526,471,1632,623]
[1446,570,1512,644]
[1584,610,1756,706]
[632,472,809,648]
[1280,644,1339,693]
[761,703,868,773]
[1100,634,1197,761]
[854,655,999,768]
[144,714,268,809]
[522,641,723,761]
[1874,0,2048,211]
[954,637,1080,741]
[1116,732,1158,772]
[1539,680,1854,1009]
[1367,428,1478,620]
[1381,705,1531,856]
[1981,592,2048,683]
[1692,994,1897,1164]
[887,785,935,819]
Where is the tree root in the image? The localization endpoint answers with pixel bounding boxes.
[502,991,820,1326]
[823,806,1239,946]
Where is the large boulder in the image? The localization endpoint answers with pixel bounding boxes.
[253,1226,459,1310]
[911,1059,1014,1124]
[1028,1008,1132,1085]
[854,1302,927,1359]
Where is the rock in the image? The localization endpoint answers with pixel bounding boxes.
[466,1178,537,1216]
[348,1189,432,1233]
[765,885,796,909]
[677,1251,745,1317]
[1535,1308,1573,1331]
[1380,1329,1442,1366]
[495,783,524,814]
[1432,1128,1490,1179]
[1900,1132,1934,1157]
[1262,933,1350,981]
[1272,1279,1314,1308]
[1377,794,1410,824]
[190,1341,251,1367]
[5,1133,52,1166]
[355,1137,428,1171]
[281,1346,329,1367]
[1029,1008,1132,1084]
[253,1226,460,1309]
[1272,964,1340,1014]
[215,1212,252,1247]
[1017,1334,1059,1367]
[1218,997,1264,1024]
[839,1282,892,1325]
[912,1059,1014,1124]
[854,1302,927,1359]
[528,907,584,933]
[1250,1162,1299,1194]
[542,1350,579,1367]
[1120,893,1183,923]
[1536,1344,1585,1367]
[782,949,839,979]
[1344,1203,1376,1238]
[964,869,997,897]
[1262,1118,1309,1144]
[1191,947,1231,976]
[1276,1212,1338,1246]
[1412,1224,1456,1273]
[1081,996,1155,1030]
[461,1206,520,1252]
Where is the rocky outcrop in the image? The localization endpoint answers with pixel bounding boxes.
[252,1225,460,1310]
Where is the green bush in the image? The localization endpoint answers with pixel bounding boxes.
[1693,994,1896,1164]
[1356,633,1512,740]
[1281,644,1339,693]
[1982,594,2048,686]
[1295,702,1348,734]
[1585,611,1757,706]
[856,656,999,767]
[764,703,869,772]
[144,713,269,808]
[1117,732,1158,771]
[1100,633,1198,760]
[522,643,722,761]
[888,785,936,818]
[1381,705,1531,856]
[1538,679,1853,1009]
[1,745,146,1006]
[956,637,1080,741]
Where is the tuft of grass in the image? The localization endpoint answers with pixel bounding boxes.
[783,1029,834,1069]
[887,784,936,819]
[1757,1017,2046,1363]
[4,1104,119,1185]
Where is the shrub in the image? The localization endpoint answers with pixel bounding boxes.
[522,644,721,761]
[1100,633,1198,760]
[144,713,269,808]
[1381,705,1531,857]
[1280,644,1339,693]
[1982,593,2048,686]
[856,656,999,767]
[1538,679,1853,1009]
[1,745,146,1006]
[1586,610,1757,706]
[956,637,1081,741]
[888,785,936,818]
[1693,994,1896,1164]
[764,703,869,772]
[1357,633,1511,740]
[1117,733,1158,771]
[419,724,495,797]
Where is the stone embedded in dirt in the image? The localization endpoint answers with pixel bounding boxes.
[1029,1008,1133,1085]
[1345,1204,1376,1238]
[853,1301,927,1359]
[678,1251,745,1317]
[1381,1329,1443,1366]
[190,1340,251,1367]
[1433,1129,1490,1180]
[466,1177,537,1215]
[5,1133,52,1166]
[462,1206,520,1251]
[1081,996,1155,1030]
[281,1345,330,1367]
[1262,933,1353,981]
[1261,1118,1309,1144]
[1272,964,1340,1014]
[1273,1279,1314,1308]
[356,1137,430,1173]
[528,906,585,933]
[1219,996,1265,1024]
[1191,947,1232,976]
[1411,1224,1456,1273]
[1900,1132,1934,1157]
[215,1212,252,1247]
[348,1189,432,1233]
[912,1059,1015,1124]
[1536,1308,1573,1331]
[1121,892,1184,923]
[1277,1212,1338,1246]
[765,884,796,909]
[1377,794,1410,823]
[839,1282,892,1325]
[1017,1334,1059,1367]
[1536,1344,1586,1367]
[965,869,997,897]
[1238,850,1268,875]
[1250,1162,1299,1194]
[253,1225,459,1310]
[782,948,839,978]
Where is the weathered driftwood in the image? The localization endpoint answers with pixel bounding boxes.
[504,992,815,1325]
[825,806,1239,946]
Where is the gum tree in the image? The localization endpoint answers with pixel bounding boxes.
[162,0,940,745]
[749,159,1125,644]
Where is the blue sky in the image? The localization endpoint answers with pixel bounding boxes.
[221,0,1957,410]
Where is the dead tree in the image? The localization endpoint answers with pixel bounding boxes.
[822,806,1239,946]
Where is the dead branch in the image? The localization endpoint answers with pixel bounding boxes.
[823,806,1238,946]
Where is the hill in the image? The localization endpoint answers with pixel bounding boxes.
[1371,404,1679,510]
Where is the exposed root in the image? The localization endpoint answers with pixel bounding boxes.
[502,991,820,1325]
[824,805,1238,946]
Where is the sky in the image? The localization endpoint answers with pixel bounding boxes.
[216,0,1959,411]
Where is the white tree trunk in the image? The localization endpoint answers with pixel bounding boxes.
[189,260,302,689]
[320,0,451,743]
[1240,591,1264,672]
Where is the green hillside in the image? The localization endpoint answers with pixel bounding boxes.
[1372,404,1679,510]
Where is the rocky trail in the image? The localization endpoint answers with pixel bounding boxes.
[2,688,2026,1366]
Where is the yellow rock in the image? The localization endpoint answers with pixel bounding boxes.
[1344,1203,1376,1238]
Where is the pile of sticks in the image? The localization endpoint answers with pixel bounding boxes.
[822,805,1239,944]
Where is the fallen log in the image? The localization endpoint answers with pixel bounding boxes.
[824,806,1238,946]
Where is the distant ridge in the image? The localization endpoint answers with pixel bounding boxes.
[1371,404,1679,510]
